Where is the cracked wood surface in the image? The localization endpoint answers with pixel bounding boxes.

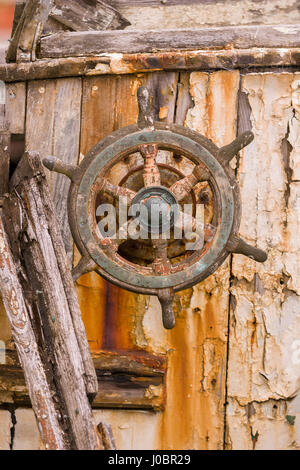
[39,24,300,58]
[1,152,100,450]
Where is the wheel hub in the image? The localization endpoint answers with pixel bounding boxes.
[131,186,179,235]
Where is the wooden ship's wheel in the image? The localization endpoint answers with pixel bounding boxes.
[44,86,267,329]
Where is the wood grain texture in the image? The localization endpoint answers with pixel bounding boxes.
[0,214,68,450]
[2,152,99,450]
[7,0,53,63]
[49,0,130,32]
[79,74,147,352]
[0,81,10,196]
[0,348,166,410]
[26,77,82,264]
[40,25,300,58]
[109,0,217,5]
[141,70,240,450]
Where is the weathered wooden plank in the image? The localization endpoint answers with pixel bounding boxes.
[50,0,130,31]
[1,48,299,83]
[5,82,26,135]
[0,348,166,410]
[110,0,300,31]
[226,73,300,450]
[0,214,67,450]
[26,78,82,264]
[40,25,300,58]
[145,71,178,123]
[7,0,53,63]
[0,81,10,196]
[109,0,218,5]
[3,152,100,450]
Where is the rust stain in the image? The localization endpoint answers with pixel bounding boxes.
[102,283,137,351]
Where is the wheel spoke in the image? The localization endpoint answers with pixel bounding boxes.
[99,219,131,254]
[152,238,171,275]
[174,211,216,248]
[169,163,210,202]
[102,178,136,205]
[139,144,161,187]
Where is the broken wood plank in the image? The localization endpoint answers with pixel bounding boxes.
[39,24,300,58]
[0,214,67,450]
[50,0,130,32]
[11,1,26,39]
[109,0,230,5]
[7,0,53,63]
[0,348,167,410]
[0,48,299,83]
[97,422,116,450]
[25,78,82,264]
[2,151,100,449]
[93,349,167,377]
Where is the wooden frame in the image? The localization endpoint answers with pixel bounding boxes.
[39,25,300,58]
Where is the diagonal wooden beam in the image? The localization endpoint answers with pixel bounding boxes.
[39,24,300,58]
[0,81,10,196]
[0,214,68,450]
[50,0,130,32]
[6,0,53,63]
[7,0,131,63]
[1,151,101,450]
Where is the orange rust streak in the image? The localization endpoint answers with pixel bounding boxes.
[76,272,106,351]
[102,283,134,351]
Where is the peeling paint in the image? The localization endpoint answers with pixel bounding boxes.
[227,72,300,449]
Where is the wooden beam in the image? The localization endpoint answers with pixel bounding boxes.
[50,0,130,32]
[109,0,225,5]
[1,152,100,450]
[10,1,26,39]
[0,48,299,83]
[39,24,300,58]
[0,215,68,450]
[0,349,167,411]
[6,0,53,63]
[0,81,10,196]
